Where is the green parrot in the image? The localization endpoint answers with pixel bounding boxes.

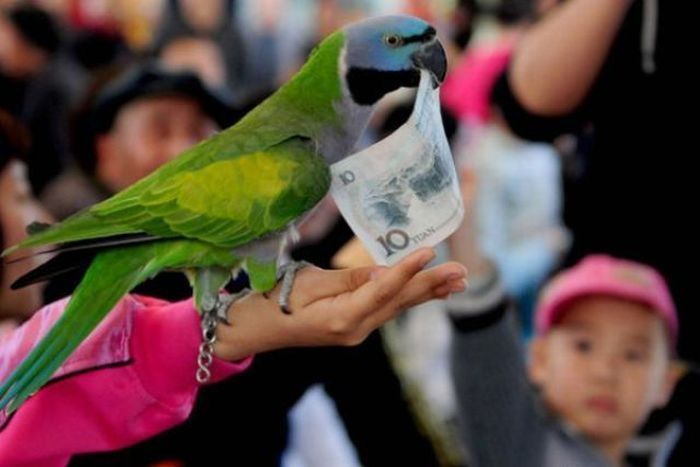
[0,15,447,413]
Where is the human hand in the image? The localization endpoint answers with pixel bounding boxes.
[213,248,467,361]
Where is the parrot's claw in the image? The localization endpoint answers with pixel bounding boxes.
[277,261,311,314]
[214,288,251,325]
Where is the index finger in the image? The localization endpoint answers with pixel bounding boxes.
[345,248,436,319]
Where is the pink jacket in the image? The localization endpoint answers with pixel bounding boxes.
[0,295,252,466]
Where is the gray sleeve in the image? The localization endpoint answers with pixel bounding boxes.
[449,295,548,467]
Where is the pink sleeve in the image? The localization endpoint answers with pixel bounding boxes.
[0,295,252,467]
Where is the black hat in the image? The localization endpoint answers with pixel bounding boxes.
[73,63,238,176]
[6,5,61,54]
[91,63,237,133]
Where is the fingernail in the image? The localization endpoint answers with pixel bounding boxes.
[449,279,467,292]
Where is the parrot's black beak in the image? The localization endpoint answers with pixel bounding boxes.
[412,39,447,87]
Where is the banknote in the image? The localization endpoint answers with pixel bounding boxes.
[330,70,463,265]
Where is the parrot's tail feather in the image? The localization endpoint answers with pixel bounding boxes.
[11,252,93,289]
[6,233,156,264]
[2,213,144,257]
[9,233,159,289]
[0,246,164,413]
[45,233,158,254]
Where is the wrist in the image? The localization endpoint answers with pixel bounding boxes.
[213,291,297,362]
[446,262,506,317]
[212,293,262,362]
[465,259,498,294]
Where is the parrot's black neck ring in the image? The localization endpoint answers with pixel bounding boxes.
[346,67,420,106]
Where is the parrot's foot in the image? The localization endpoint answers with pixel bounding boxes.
[276,260,311,314]
[213,288,252,324]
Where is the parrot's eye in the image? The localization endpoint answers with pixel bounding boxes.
[383,34,403,48]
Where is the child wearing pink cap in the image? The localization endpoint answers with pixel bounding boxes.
[446,176,681,466]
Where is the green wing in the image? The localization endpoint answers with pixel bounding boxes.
[2,29,347,256]
[5,138,330,253]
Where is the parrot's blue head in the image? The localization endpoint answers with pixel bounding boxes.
[343,15,447,105]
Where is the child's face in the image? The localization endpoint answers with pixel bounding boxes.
[529,295,676,449]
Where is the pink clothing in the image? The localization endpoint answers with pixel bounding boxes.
[536,255,678,344]
[0,295,252,466]
[441,42,513,125]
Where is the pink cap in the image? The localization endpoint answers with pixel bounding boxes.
[536,255,678,345]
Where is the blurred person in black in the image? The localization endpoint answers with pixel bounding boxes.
[0,4,78,194]
[491,0,700,464]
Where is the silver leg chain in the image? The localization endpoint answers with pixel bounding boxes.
[196,293,239,384]
[196,309,218,384]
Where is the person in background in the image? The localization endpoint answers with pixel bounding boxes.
[0,109,53,328]
[0,4,79,194]
[446,169,683,466]
[158,34,228,88]
[441,0,568,337]
[491,0,700,462]
[40,63,236,221]
[152,0,248,100]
